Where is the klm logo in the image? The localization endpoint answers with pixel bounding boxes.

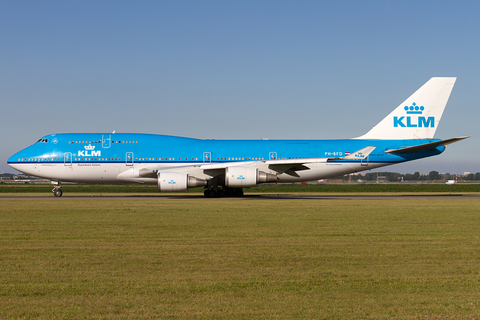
[78,144,101,157]
[237,175,246,180]
[168,180,176,185]
[394,103,434,128]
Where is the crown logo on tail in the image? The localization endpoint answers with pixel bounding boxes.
[404,102,424,114]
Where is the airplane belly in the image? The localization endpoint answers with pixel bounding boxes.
[70,164,129,183]
[8,163,42,178]
[12,163,128,183]
[276,163,347,182]
[9,163,72,181]
[276,162,388,182]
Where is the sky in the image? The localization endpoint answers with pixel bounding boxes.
[1,0,479,175]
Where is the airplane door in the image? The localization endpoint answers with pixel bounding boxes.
[64,152,72,166]
[269,152,277,160]
[102,135,111,148]
[126,152,134,166]
[203,152,211,164]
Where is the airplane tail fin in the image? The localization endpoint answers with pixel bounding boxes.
[356,77,456,140]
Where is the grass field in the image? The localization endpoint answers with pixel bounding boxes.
[1,197,480,319]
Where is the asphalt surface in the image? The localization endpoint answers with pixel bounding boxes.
[1,194,478,200]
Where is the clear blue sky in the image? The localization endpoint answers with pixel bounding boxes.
[1,0,479,175]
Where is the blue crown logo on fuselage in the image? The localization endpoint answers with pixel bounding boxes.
[404,102,424,114]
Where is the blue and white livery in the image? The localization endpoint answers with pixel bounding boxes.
[8,77,468,197]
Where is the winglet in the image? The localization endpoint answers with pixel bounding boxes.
[343,146,376,160]
[327,146,376,161]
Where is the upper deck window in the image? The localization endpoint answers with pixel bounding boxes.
[37,138,48,143]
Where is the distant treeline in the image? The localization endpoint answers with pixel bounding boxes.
[335,171,480,182]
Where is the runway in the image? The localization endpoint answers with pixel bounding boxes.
[1,194,478,200]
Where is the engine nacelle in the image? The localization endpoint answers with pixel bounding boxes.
[225,167,277,187]
[157,172,207,192]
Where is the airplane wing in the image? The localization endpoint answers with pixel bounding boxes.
[265,146,376,177]
[385,137,469,154]
[137,146,377,179]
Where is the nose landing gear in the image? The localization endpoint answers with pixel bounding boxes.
[52,182,63,197]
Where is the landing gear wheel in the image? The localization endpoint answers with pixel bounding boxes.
[204,189,216,198]
[224,188,234,197]
[216,189,225,198]
[234,188,244,197]
[52,182,62,197]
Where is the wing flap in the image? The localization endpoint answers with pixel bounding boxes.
[268,163,310,176]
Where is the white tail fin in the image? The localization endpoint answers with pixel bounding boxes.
[357,77,456,140]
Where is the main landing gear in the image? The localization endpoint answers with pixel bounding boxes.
[204,187,244,198]
[52,182,63,197]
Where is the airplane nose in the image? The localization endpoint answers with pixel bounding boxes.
[7,153,18,164]
[7,150,29,172]
[8,162,20,171]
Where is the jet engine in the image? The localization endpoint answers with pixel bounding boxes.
[225,167,277,187]
[157,172,207,192]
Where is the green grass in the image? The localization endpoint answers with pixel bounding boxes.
[249,183,480,193]
[1,198,480,319]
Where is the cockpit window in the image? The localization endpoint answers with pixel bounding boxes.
[37,138,49,143]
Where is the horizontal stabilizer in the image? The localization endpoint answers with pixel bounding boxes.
[386,136,469,154]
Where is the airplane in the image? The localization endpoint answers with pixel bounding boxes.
[8,77,468,197]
